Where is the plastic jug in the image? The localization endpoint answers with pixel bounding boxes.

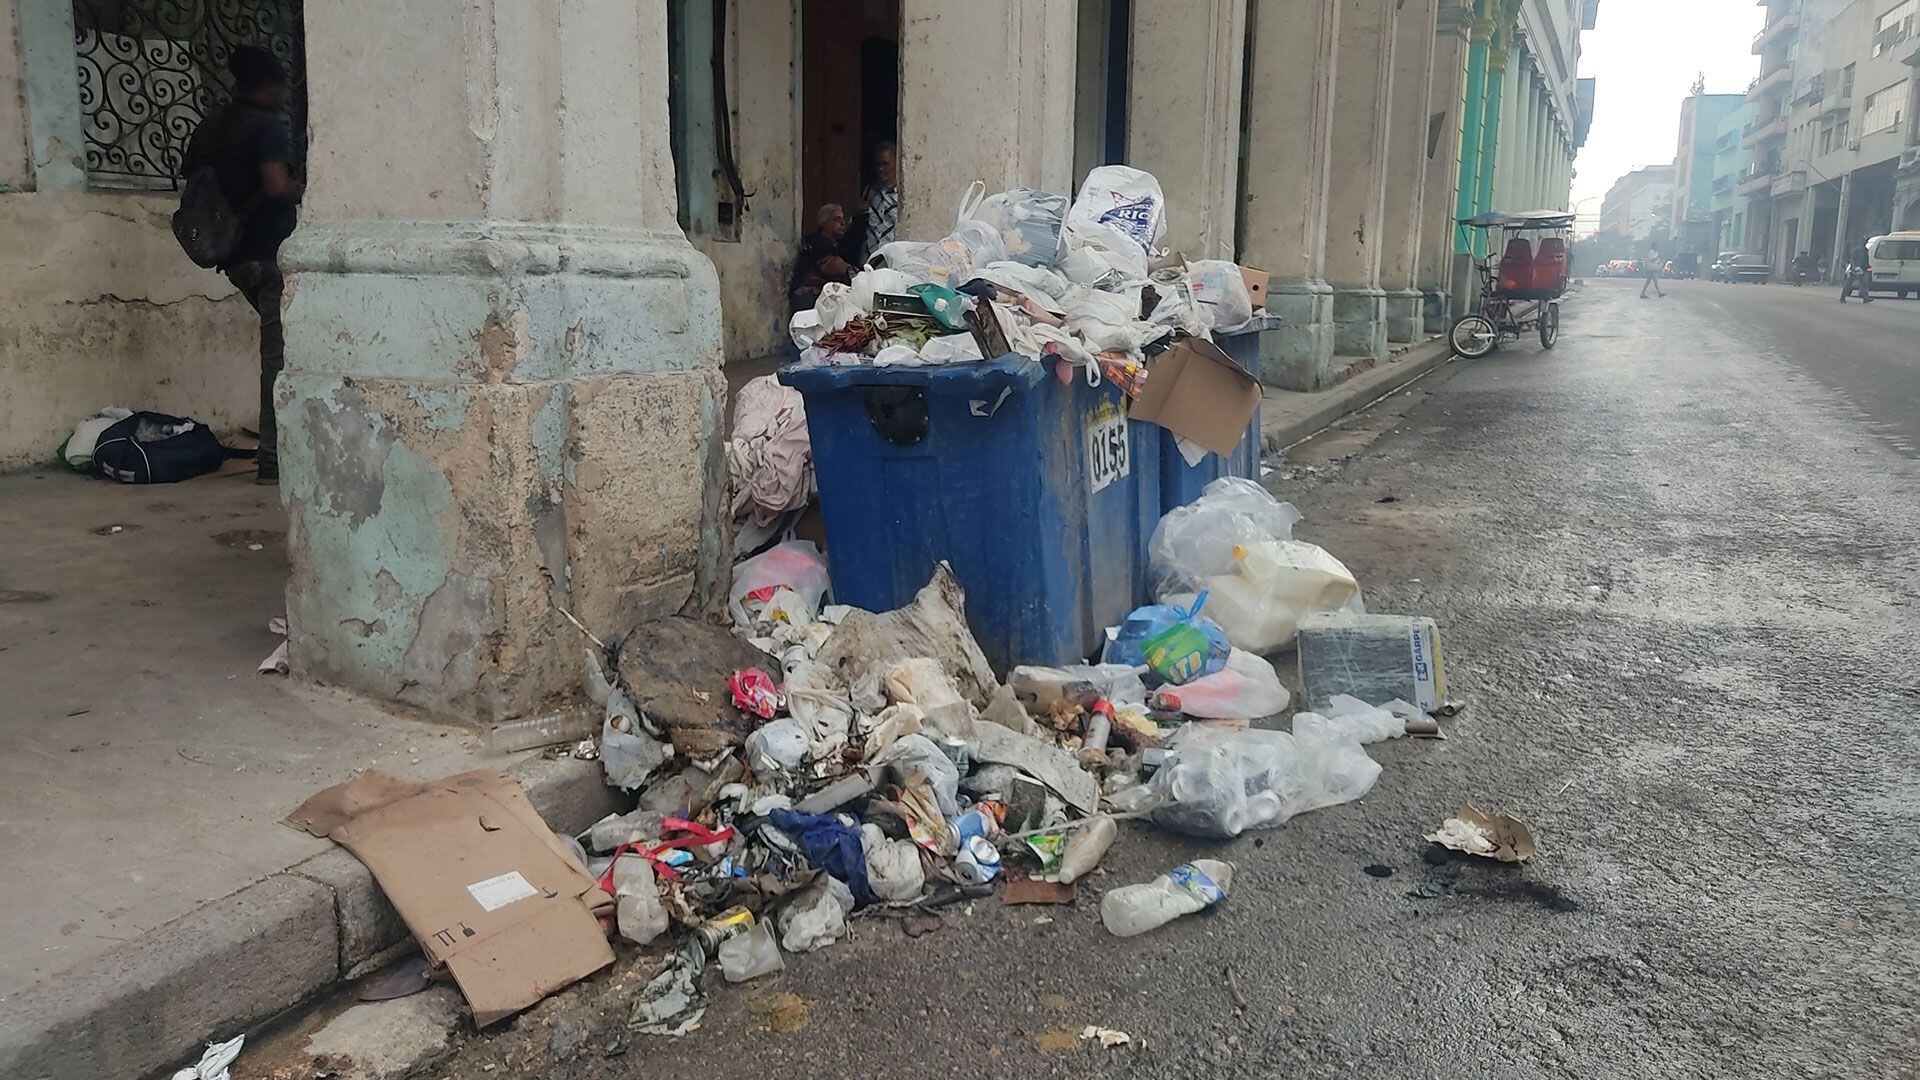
[1201,540,1359,652]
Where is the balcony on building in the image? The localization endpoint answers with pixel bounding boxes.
[1771,168,1808,196]
[1750,64,1794,101]
[1752,7,1800,54]
[1713,173,1734,195]
[1741,113,1790,148]
[1736,167,1779,197]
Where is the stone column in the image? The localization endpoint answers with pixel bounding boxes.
[278,0,727,723]
[1322,0,1397,363]
[1381,0,1439,343]
[897,0,1077,239]
[1419,1,1473,332]
[1128,0,1247,260]
[1242,0,1341,389]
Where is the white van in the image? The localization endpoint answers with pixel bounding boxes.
[1866,232,1920,298]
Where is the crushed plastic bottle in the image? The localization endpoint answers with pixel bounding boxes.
[1100,858,1234,937]
[611,856,668,946]
[1047,813,1117,884]
[717,918,785,983]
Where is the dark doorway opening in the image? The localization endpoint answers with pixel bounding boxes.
[801,0,901,242]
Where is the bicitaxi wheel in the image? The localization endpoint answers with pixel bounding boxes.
[1449,313,1498,358]
[1538,303,1560,350]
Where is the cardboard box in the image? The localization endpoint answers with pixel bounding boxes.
[1129,337,1261,458]
[1239,266,1270,310]
[288,770,614,1026]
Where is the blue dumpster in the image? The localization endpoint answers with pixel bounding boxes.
[780,356,1160,672]
[1157,313,1280,514]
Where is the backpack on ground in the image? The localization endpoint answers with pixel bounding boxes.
[91,411,228,484]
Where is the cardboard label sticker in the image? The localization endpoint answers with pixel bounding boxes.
[466,870,538,912]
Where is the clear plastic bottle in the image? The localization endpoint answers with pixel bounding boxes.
[611,857,668,945]
[1048,813,1117,884]
[1099,858,1234,937]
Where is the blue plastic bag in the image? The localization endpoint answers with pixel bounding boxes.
[1115,593,1230,685]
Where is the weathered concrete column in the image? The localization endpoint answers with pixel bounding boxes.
[1419,1,1473,332]
[1322,0,1397,363]
[1242,0,1340,389]
[1127,0,1247,260]
[278,0,726,723]
[897,0,1077,239]
[1381,0,1439,343]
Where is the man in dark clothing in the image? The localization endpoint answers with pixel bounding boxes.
[788,203,856,312]
[1839,239,1875,303]
[181,46,302,483]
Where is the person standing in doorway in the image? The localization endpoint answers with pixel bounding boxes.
[181,46,302,484]
[855,142,899,265]
[1639,249,1666,299]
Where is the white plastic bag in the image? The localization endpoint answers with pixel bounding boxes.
[729,541,830,631]
[1149,477,1304,598]
[1148,710,1388,838]
[918,333,984,364]
[883,657,974,737]
[813,282,860,332]
[872,343,925,367]
[860,823,926,901]
[869,240,968,285]
[973,261,1072,307]
[849,267,911,312]
[1063,165,1167,281]
[968,188,1069,268]
[1185,259,1255,332]
[717,918,784,982]
[745,717,810,776]
[874,732,961,817]
[778,876,854,952]
[1148,648,1289,719]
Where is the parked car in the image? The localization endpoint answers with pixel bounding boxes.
[1863,232,1920,298]
[1671,253,1700,279]
[1710,252,1770,283]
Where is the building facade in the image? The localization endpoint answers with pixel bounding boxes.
[1599,164,1676,238]
[1672,92,1748,254]
[1709,99,1758,251]
[1735,0,1916,277]
[1,0,1587,724]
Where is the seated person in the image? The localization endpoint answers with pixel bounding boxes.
[789,203,856,311]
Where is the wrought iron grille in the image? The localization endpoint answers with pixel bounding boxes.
[72,0,306,190]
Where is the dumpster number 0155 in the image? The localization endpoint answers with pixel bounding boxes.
[1086,409,1130,494]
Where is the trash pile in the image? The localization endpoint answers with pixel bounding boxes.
[785,168,1265,442]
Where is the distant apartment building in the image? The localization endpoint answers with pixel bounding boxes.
[1599,165,1676,239]
[1734,0,1918,278]
[1672,92,1748,254]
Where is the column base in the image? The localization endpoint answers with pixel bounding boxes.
[277,220,726,723]
[1330,285,1388,362]
[1420,287,1452,335]
[1256,279,1337,391]
[1383,288,1424,344]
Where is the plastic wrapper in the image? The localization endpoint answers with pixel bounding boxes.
[967,188,1069,267]
[1149,647,1290,719]
[1185,259,1255,332]
[873,732,961,817]
[884,657,974,737]
[1149,477,1305,596]
[784,661,854,770]
[1297,613,1447,712]
[729,541,829,632]
[1147,710,1392,837]
[919,332,985,364]
[778,876,855,952]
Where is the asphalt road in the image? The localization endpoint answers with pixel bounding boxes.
[408,280,1919,1080]
[1634,273,1920,454]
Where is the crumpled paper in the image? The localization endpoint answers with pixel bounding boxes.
[1426,805,1537,863]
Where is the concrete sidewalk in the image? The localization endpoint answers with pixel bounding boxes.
[0,337,1456,1079]
[1259,336,1455,453]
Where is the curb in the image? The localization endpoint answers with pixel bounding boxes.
[1261,337,1455,454]
[0,756,622,1080]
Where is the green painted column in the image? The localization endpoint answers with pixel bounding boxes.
[1473,42,1509,255]
[1452,5,1492,254]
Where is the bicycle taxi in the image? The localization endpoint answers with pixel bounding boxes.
[1448,210,1574,358]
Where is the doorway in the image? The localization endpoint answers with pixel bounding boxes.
[800,0,901,239]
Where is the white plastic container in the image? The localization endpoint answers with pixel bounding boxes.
[1100,858,1234,937]
[1201,540,1359,652]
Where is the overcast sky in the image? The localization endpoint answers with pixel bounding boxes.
[1570,0,1769,227]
